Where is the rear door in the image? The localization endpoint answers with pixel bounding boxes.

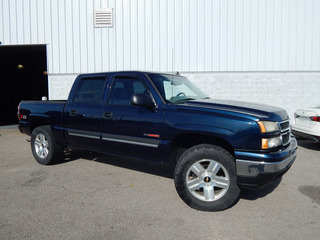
[64,75,107,150]
[100,73,164,162]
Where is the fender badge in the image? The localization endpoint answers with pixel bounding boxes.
[143,133,160,138]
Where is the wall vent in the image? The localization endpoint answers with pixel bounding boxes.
[94,9,113,28]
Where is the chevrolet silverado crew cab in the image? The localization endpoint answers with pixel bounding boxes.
[18,71,297,211]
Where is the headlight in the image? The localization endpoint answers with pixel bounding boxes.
[258,121,281,149]
[258,121,279,133]
[262,137,281,149]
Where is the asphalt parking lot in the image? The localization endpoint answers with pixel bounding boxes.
[0,126,319,240]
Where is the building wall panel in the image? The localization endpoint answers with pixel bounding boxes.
[1,0,319,121]
[1,0,320,73]
[2,0,10,44]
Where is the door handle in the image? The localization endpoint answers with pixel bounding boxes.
[103,112,113,119]
[69,110,77,117]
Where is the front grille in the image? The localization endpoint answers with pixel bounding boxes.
[281,131,291,146]
[279,120,291,146]
[279,120,290,132]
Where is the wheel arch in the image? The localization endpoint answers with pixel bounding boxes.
[28,113,51,133]
[169,133,235,166]
[30,119,50,133]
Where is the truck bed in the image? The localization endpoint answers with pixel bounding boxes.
[18,100,67,138]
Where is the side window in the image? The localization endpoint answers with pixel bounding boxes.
[73,78,106,104]
[108,77,148,105]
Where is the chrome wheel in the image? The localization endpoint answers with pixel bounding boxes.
[186,159,230,202]
[34,133,49,159]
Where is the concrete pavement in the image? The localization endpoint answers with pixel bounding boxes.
[0,127,319,240]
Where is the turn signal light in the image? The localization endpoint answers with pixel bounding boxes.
[262,139,268,149]
[310,116,320,122]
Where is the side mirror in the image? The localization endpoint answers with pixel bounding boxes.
[130,94,156,109]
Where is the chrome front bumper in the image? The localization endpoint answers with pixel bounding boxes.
[236,149,297,178]
[235,136,297,188]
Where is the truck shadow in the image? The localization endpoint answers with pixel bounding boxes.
[62,148,175,179]
[240,178,282,200]
[61,148,282,199]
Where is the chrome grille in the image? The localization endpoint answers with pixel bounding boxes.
[279,120,291,146]
[279,120,290,132]
[281,131,291,146]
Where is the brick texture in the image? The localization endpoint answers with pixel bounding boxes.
[185,72,320,120]
[49,72,320,120]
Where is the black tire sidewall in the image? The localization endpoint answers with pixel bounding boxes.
[31,125,62,165]
[174,144,240,211]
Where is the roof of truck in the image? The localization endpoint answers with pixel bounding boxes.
[76,70,182,78]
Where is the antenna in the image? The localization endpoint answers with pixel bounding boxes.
[172,48,180,75]
[171,48,174,97]
[172,48,174,74]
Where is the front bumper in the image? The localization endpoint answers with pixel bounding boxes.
[235,135,297,189]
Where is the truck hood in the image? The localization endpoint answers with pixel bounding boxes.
[182,98,288,122]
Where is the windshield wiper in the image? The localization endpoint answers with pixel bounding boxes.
[174,98,196,104]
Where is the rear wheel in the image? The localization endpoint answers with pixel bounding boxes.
[31,126,64,165]
[174,144,240,211]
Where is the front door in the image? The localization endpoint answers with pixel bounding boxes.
[100,74,164,162]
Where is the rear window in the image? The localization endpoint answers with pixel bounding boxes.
[73,78,106,104]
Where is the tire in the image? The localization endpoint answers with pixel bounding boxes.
[30,125,64,165]
[174,144,240,211]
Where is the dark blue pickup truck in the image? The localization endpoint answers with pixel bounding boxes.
[18,71,297,211]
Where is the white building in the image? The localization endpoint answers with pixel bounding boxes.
[1,0,320,120]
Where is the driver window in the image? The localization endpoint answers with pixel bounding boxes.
[108,77,148,105]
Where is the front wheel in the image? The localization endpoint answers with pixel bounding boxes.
[174,144,240,211]
[31,126,64,165]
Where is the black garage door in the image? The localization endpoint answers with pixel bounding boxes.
[0,45,48,125]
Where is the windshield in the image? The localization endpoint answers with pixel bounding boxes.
[148,74,208,103]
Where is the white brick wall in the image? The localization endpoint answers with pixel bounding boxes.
[185,72,320,120]
[48,75,77,101]
[49,72,320,121]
